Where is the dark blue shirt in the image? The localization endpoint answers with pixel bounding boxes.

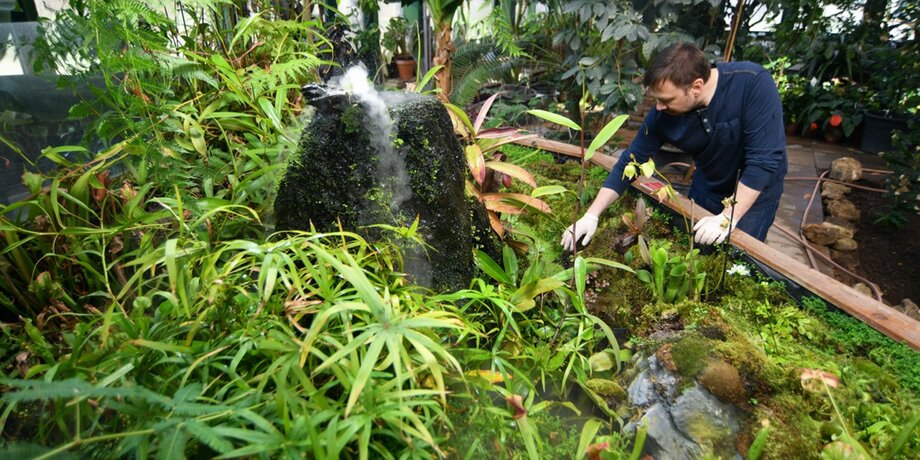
[604,61,788,214]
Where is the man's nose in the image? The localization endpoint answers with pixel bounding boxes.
[656,101,667,111]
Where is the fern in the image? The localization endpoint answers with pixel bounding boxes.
[449,40,516,106]
[490,1,526,59]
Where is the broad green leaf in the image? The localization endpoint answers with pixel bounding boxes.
[531,185,569,198]
[588,349,618,373]
[510,278,565,312]
[527,109,581,131]
[417,64,444,94]
[575,256,587,300]
[585,114,629,161]
[576,418,604,460]
[474,249,513,285]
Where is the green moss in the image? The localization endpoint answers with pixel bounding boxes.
[341,103,364,134]
[585,378,627,400]
[670,334,711,378]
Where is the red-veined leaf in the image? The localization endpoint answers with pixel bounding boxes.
[444,102,473,137]
[466,144,486,185]
[474,92,503,134]
[487,210,504,237]
[484,161,537,187]
[481,133,538,152]
[477,127,519,139]
[483,199,526,214]
[465,179,482,200]
[483,193,551,213]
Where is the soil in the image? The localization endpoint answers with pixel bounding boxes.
[837,178,920,306]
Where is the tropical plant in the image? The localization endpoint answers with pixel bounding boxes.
[426,0,465,98]
[449,39,518,106]
[445,93,554,239]
[634,240,706,304]
[876,119,920,227]
[381,16,416,59]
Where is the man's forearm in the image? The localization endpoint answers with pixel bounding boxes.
[586,187,621,217]
[721,183,761,220]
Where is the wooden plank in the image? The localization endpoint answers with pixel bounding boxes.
[512,137,617,170]
[512,136,920,351]
[630,173,920,353]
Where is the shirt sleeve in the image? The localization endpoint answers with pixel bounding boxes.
[603,109,664,194]
[739,70,787,192]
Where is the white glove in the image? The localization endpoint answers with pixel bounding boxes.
[561,213,599,251]
[693,213,736,245]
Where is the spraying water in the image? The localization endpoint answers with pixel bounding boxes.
[330,66,431,286]
[332,66,412,212]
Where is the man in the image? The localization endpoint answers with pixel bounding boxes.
[561,42,788,250]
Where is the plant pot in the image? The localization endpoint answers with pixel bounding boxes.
[860,111,909,154]
[394,57,416,81]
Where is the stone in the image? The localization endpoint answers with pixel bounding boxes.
[829,157,863,182]
[275,87,496,290]
[826,199,861,222]
[893,298,920,322]
[852,283,874,297]
[632,403,701,460]
[826,216,857,236]
[655,343,678,373]
[628,355,679,407]
[699,360,747,406]
[803,222,853,245]
[832,238,858,251]
[670,385,741,457]
[821,181,852,200]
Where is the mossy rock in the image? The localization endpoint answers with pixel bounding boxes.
[584,378,627,401]
[670,334,712,378]
[275,92,494,290]
[699,359,747,407]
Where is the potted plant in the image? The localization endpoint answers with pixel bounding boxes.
[859,45,919,154]
[382,17,417,81]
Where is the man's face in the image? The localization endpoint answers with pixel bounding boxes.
[648,79,704,115]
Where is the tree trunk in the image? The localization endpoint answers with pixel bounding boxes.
[433,22,454,101]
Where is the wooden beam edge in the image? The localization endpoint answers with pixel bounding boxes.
[511,136,920,352]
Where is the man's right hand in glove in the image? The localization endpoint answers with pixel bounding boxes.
[560,213,599,251]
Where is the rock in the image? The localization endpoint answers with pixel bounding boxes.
[803,222,853,245]
[893,298,920,322]
[632,403,701,460]
[821,181,852,200]
[699,360,747,406]
[275,88,496,290]
[826,199,861,222]
[832,249,860,272]
[628,355,679,407]
[829,157,863,182]
[625,357,744,460]
[832,238,858,251]
[670,385,741,457]
[826,216,857,236]
[852,283,874,297]
[655,343,678,373]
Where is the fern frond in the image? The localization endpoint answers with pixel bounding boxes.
[449,41,516,106]
[490,3,526,58]
[185,419,235,454]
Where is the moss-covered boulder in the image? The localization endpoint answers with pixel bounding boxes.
[275,88,489,290]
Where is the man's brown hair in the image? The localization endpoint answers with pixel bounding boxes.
[642,43,711,90]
